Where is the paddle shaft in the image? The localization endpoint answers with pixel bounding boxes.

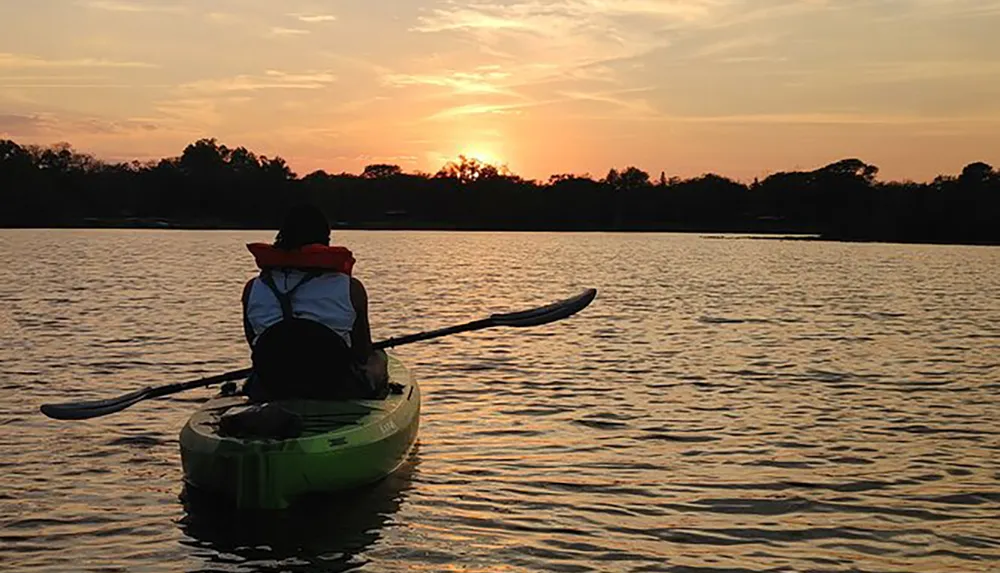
[374,319,491,349]
[40,289,596,420]
[130,318,494,398]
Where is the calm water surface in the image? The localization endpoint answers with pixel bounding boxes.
[1,230,998,573]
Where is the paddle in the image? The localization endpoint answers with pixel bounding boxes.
[40,288,597,421]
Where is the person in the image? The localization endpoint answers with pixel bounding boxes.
[240,204,388,402]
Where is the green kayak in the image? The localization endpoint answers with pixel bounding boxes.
[179,354,420,509]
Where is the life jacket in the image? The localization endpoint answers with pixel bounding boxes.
[243,243,357,348]
[246,242,355,274]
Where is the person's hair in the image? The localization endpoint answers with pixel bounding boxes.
[273,204,331,249]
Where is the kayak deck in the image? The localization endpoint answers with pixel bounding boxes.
[179,355,420,509]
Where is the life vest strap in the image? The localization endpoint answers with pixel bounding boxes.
[258,270,321,320]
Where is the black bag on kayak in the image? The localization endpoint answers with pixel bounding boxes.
[246,317,375,402]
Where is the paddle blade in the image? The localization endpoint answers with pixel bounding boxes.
[40,388,151,420]
[39,368,252,421]
[490,288,597,327]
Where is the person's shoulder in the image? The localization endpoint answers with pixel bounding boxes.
[349,275,367,293]
[348,275,368,304]
[241,277,256,306]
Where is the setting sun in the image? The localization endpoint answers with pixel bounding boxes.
[460,147,503,166]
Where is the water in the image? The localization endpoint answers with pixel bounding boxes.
[1,229,999,572]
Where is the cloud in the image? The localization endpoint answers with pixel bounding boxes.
[0,111,158,136]
[152,98,227,127]
[384,66,515,95]
[414,0,719,36]
[205,12,240,25]
[76,0,184,14]
[0,52,156,69]
[853,60,1000,83]
[0,82,146,88]
[0,113,49,134]
[557,87,660,116]
[413,0,718,33]
[407,0,726,96]
[290,13,337,23]
[350,153,419,163]
[268,26,310,37]
[0,74,140,89]
[656,111,1000,126]
[428,103,527,120]
[178,70,337,94]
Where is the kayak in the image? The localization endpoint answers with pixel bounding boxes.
[178,354,420,509]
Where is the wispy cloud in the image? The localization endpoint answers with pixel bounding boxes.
[178,70,336,94]
[0,113,48,134]
[289,13,337,23]
[428,103,528,120]
[558,87,660,116]
[153,98,226,127]
[268,26,310,37]
[0,52,156,69]
[409,0,725,93]
[384,66,515,96]
[854,60,1000,83]
[413,0,718,32]
[422,85,661,122]
[662,112,1000,126]
[77,0,184,14]
[688,34,779,60]
[0,111,158,136]
[205,12,240,25]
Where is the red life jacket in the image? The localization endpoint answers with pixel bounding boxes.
[246,243,355,275]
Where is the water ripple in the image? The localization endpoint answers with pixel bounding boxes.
[1,230,999,572]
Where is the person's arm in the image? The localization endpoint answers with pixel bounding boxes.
[241,278,255,346]
[349,276,374,362]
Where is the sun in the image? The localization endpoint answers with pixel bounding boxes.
[460,147,502,166]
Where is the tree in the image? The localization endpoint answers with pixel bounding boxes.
[604,166,650,191]
[0,139,33,174]
[362,164,403,179]
[959,162,995,186]
[547,173,593,185]
[228,146,261,174]
[818,158,879,183]
[260,156,295,181]
[435,155,511,184]
[179,138,229,176]
[0,135,997,244]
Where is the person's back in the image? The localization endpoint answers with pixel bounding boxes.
[241,204,387,402]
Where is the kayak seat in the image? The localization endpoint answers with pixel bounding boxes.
[247,318,371,402]
[218,403,303,440]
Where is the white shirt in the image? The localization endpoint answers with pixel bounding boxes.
[244,269,356,346]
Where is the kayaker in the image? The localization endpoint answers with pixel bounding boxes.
[240,204,388,401]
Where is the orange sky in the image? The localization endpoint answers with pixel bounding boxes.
[1,0,998,182]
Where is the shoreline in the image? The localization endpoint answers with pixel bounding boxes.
[3,221,997,247]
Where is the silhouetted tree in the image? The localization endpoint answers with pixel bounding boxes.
[362,164,403,179]
[435,155,514,184]
[959,162,995,186]
[0,138,996,244]
[604,166,650,192]
[818,158,879,183]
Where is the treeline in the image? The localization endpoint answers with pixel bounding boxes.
[1,138,998,244]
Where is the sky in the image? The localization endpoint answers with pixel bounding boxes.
[1,0,998,182]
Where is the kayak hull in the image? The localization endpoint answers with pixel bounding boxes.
[179,355,420,509]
